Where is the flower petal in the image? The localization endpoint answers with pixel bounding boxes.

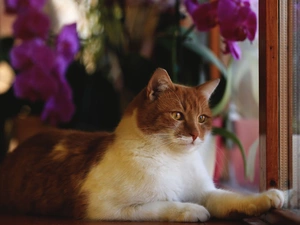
[31,44,56,71]
[52,56,69,81]
[10,42,33,70]
[41,84,75,125]
[218,0,257,42]
[13,71,38,101]
[13,66,58,101]
[184,0,198,15]
[10,39,55,71]
[223,40,241,60]
[13,9,50,40]
[56,23,80,63]
[243,8,257,41]
[185,0,219,31]
[5,0,47,14]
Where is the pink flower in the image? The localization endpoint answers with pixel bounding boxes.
[13,9,50,40]
[218,0,257,41]
[185,0,257,42]
[184,0,218,31]
[223,40,241,60]
[184,0,257,59]
[5,0,47,14]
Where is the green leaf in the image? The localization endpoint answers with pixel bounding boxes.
[212,127,247,177]
[183,37,228,78]
[211,61,233,116]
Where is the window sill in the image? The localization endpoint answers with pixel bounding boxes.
[244,209,300,225]
[1,210,299,225]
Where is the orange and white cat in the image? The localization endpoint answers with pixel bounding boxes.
[0,68,284,222]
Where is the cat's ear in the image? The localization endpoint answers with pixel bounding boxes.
[146,68,174,101]
[197,79,220,100]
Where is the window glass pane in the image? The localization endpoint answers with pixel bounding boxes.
[217,2,260,193]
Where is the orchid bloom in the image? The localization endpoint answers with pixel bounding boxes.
[10,39,55,74]
[218,0,257,42]
[11,39,57,101]
[13,66,59,102]
[5,0,47,14]
[56,24,81,64]
[5,0,80,125]
[184,0,257,59]
[223,40,241,60]
[13,9,50,40]
[184,0,218,31]
[41,82,75,125]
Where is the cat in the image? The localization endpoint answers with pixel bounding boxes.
[0,68,284,222]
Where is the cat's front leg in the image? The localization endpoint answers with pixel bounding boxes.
[115,201,210,222]
[203,189,284,219]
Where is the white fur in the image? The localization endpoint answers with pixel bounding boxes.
[80,111,284,222]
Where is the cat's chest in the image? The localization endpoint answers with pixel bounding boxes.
[81,141,210,205]
[138,153,197,201]
[114,142,205,200]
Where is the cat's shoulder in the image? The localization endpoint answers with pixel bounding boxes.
[19,128,113,145]
[10,128,115,160]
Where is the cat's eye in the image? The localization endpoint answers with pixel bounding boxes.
[198,115,207,123]
[171,112,184,121]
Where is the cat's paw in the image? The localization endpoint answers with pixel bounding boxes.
[246,189,284,216]
[173,203,210,222]
[265,189,284,209]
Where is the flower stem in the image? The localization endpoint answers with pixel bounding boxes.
[180,24,195,42]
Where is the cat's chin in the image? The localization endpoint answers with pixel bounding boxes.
[173,139,202,152]
[177,137,202,146]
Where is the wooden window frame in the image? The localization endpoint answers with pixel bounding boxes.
[259,0,293,192]
[259,0,280,191]
[259,0,300,224]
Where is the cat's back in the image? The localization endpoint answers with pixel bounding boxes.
[0,128,115,218]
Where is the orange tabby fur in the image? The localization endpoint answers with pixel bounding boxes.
[0,68,284,221]
[0,130,114,218]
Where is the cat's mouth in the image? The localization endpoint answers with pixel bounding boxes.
[176,137,202,146]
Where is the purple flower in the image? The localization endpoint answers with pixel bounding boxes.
[223,40,241,60]
[10,39,55,70]
[52,55,70,81]
[13,66,58,101]
[184,0,218,31]
[6,0,79,124]
[41,82,75,125]
[218,0,257,41]
[185,0,257,41]
[56,23,80,63]
[5,0,47,14]
[13,9,50,40]
[10,41,35,70]
[184,0,257,59]
[11,39,58,101]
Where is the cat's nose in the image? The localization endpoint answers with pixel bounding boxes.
[190,132,198,142]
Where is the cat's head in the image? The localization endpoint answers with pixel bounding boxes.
[123,68,219,152]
